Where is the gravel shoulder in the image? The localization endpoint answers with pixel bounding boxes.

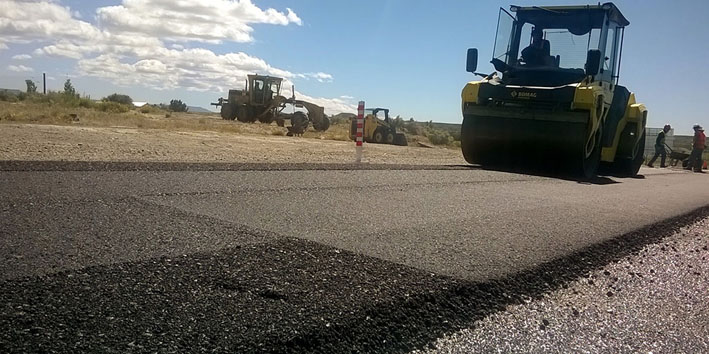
[421,216,709,354]
[0,123,464,165]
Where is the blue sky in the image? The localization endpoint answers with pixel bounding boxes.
[1,0,708,134]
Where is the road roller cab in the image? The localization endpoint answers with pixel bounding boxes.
[461,3,647,178]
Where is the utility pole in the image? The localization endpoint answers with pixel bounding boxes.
[43,73,46,94]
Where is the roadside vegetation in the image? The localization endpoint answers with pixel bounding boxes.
[1,79,462,148]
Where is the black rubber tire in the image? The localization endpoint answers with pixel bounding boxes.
[290,112,308,134]
[220,104,236,120]
[236,106,249,123]
[314,116,330,132]
[385,132,395,144]
[461,116,476,164]
[258,113,273,124]
[578,127,602,179]
[373,129,384,143]
[617,131,646,177]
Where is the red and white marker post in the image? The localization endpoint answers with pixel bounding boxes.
[355,101,365,163]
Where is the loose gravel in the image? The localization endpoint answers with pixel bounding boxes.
[420,217,709,353]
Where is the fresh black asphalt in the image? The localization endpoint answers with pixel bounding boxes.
[1,161,708,353]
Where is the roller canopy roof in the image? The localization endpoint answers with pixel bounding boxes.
[511,2,629,35]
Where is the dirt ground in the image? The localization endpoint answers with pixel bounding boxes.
[0,123,465,165]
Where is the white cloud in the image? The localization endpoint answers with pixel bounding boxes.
[8,64,33,72]
[307,72,334,83]
[0,42,8,51]
[293,90,356,115]
[0,0,353,114]
[96,0,302,43]
[0,0,102,43]
[12,54,32,60]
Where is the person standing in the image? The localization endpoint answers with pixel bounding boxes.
[647,124,671,168]
[686,124,706,173]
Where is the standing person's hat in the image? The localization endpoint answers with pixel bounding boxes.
[693,124,703,130]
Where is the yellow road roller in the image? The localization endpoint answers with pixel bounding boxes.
[462,3,646,178]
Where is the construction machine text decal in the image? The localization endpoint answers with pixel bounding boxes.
[510,90,537,99]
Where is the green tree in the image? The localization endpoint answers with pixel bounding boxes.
[63,79,76,97]
[169,99,188,112]
[25,80,37,94]
[104,93,133,105]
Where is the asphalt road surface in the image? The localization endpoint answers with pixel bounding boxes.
[1,161,708,352]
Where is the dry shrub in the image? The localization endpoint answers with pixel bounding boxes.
[140,105,162,114]
[96,101,130,113]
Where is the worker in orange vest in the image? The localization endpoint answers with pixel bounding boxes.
[686,124,706,173]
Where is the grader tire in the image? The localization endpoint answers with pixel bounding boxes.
[290,112,309,135]
[258,114,273,124]
[314,116,330,132]
[236,106,249,123]
[220,104,236,120]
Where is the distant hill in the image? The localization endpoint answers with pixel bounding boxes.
[187,106,214,114]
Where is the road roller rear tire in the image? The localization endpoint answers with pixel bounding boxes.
[461,116,479,164]
[616,131,646,177]
[578,128,602,179]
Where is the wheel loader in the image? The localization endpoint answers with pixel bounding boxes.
[350,108,408,146]
[211,74,330,135]
[462,2,647,178]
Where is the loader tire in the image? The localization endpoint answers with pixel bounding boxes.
[373,129,384,143]
[385,132,395,144]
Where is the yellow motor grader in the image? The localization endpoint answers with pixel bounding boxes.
[462,3,647,178]
[212,75,330,135]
